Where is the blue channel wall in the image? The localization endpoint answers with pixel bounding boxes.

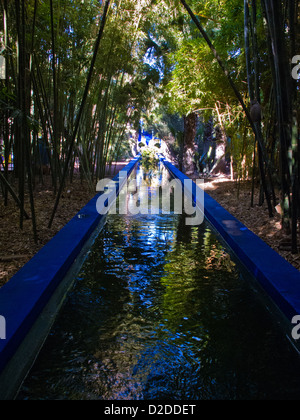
[159,155,300,324]
[0,156,140,377]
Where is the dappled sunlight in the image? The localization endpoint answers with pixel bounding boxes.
[203,178,300,270]
[203,177,235,192]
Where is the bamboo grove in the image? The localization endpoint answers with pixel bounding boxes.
[0,0,162,241]
[0,0,300,253]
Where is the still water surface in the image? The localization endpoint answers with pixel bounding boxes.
[18,168,300,400]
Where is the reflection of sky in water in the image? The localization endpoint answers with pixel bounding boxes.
[117,166,192,218]
[18,167,300,401]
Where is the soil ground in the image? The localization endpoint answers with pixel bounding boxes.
[0,170,299,288]
[203,176,300,271]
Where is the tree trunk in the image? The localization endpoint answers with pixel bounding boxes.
[183,112,197,175]
[211,125,227,175]
[211,103,227,175]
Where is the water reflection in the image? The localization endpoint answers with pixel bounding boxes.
[18,167,300,400]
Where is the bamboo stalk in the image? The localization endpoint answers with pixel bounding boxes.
[0,172,30,219]
[15,0,26,230]
[21,0,38,242]
[50,0,60,191]
[2,0,8,206]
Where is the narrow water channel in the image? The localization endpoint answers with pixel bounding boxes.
[18,166,300,400]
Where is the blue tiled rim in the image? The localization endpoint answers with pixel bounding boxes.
[159,154,300,324]
[0,156,140,377]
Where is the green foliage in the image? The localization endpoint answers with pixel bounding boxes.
[164,0,247,117]
[140,149,159,171]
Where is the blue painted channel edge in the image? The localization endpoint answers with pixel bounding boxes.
[0,156,140,375]
[159,154,300,323]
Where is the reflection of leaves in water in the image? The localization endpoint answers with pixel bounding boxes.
[204,245,236,272]
[160,219,238,332]
[202,230,236,272]
[140,149,159,172]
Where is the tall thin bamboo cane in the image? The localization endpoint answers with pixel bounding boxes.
[3,0,9,206]
[15,0,26,230]
[21,0,38,242]
[0,172,30,219]
[50,0,59,192]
